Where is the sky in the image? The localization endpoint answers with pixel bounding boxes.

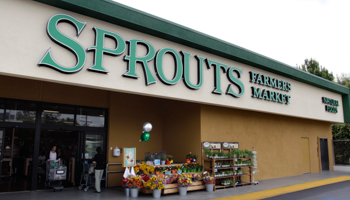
[113,0,350,79]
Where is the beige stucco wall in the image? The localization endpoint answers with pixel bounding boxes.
[0,74,335,185]
[0,0,344,123]
[200,104,334,181]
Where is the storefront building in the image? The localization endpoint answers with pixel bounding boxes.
[1,0,349,192]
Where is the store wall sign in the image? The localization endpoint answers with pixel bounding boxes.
[322,97,338,113]
[38,14,244,98]
[249,71,291,104]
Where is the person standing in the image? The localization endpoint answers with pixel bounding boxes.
[92,147,105,193]
[46,145,57,161]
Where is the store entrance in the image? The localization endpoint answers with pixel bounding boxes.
[37,130,105,190]
[37,129,80,189]
[0,128,35,192]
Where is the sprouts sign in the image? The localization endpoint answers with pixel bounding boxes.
[39,14,290,104]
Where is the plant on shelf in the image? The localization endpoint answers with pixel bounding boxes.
[229,179,234,186]
[221,179,230,186]
[218,152,224,158]
[154,166,161,175]
[192,154,198,163]
[144,153,151,163]
[235,177,242,184]
[160,152,166,165]
[166,155,173,164]
[176,164,182,171]
[204,149,212,158]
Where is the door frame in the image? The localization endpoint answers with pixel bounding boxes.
[0,128,5,183]
[0,98,108,191]
[319,137,330,171]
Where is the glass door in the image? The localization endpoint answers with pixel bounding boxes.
[0,129,4,183]
[84,133,104,160]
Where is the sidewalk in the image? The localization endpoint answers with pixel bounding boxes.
[0,171,348,200]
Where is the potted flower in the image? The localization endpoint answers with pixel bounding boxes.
[144,176,166,199]
[166,155,173,164]
[192,173,201,182]
[177,174,192,196]
[197,164,203,172]
[127,176,144,197]
[186,152,193,164]
[122,178,130,196]
[154,167,161,175]
[202,171,215,192]
[160,152,166,165]
[192,154,197,163]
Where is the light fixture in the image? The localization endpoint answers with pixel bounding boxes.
[43,110,59,113]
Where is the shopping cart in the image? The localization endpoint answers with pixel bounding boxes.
[78,162,95,192]
[45,160,67,192]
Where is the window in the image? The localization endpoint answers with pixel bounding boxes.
[0,99,4,122]
[5,100,36,123]
[85,134,104,159]
[76,107,105,127]
[41,104,75,125]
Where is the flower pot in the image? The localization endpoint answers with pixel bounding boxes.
[171,169,177,174]
[206,184,214,192]
[178,187,188,196]
[124,187,130,197]
[153,189,162,198]
[155,171,160,175]
[208,180,214,184]
[186,159,191,164]
[161,160,165,165]
[130,188,139,198]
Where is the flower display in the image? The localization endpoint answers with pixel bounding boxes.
[121,178,129,188]
[127,176,144,188]
[177,174,192,187]
[192,173,201,182]
[144,175,166,190]
[134,163,155,175]
[202,171,215,184]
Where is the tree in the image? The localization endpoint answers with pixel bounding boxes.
[336,73,350,88]
[296,58,334,81]
[332,123,350,165]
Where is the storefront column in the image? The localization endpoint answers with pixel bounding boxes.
[31,103,42,190]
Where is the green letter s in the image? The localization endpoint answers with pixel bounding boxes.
[226,66,244,98]
[38,14,87,73]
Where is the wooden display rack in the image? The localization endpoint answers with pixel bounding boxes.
[202,142,252,190]
[140,181,205,194]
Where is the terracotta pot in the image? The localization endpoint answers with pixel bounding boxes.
[155,171,160,175]
[171,169,177,174]
[186,159,191,164]
[208,180,214,184]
